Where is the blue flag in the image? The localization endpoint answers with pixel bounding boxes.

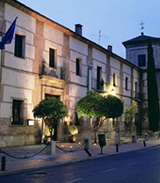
[0,17,17,50]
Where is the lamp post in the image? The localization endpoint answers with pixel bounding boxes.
[110,88,115,95]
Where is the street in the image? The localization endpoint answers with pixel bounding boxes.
[1,146,160,183]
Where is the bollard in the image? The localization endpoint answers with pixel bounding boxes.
[1,156,6,171]
[132,134,137,143]
[155,132,158,140]
[84,138,92,156]
[116,144,119,152]
[115,134,120,145]
[144,133,149,141]
[46,141,56,155]
[154,132,160,140]
[143,140,146,147]
[84,138,90,150]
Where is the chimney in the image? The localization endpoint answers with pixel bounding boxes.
[108,45,112,52]
[75,24,83,36]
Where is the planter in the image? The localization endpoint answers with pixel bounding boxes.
[68,135,76,143]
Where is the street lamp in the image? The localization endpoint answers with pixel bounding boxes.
[110,88,115,95]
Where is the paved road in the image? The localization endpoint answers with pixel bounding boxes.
[1,145,160,183]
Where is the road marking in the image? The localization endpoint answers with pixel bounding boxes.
[65,178,83,183]
[101,168,117,173]
[128,161,138,166]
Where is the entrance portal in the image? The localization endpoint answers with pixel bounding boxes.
[45,94,60,141]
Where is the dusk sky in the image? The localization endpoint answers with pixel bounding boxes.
[19,0,160,59]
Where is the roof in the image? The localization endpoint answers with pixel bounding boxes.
[2,0,141,71]
[122,32,160,47]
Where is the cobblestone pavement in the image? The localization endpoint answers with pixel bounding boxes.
[0,137,160,175]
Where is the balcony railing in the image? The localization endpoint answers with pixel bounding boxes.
[42,62,66,81]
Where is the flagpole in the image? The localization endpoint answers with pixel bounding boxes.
[0,35,2,78]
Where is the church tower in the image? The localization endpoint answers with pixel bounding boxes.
[123,31,160,133]
[123,32,160,70]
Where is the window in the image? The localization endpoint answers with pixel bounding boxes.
[76,58,82,76]
[88,67,92,90]
[12,100,23,125]
[125,77,128,90]
[138,54,146,67]
[113,72,117,86]
[135,82,138,98]
[49,48,56,68]
[14,34,25,58]
[97,66,102,89]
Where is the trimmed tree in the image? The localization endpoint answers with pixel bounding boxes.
[76,92,124,143]
[76,91,105,144]
[147,40,159,132]
[124,101,137,132]
[33,97,68,140]
[104,95,123,129]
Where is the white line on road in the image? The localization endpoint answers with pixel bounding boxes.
[101,168,117,174]
[65,178,83,183]
[128,161,138,166]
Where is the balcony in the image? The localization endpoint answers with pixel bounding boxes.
[41,61,66,81]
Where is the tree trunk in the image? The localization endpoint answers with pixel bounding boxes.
[112,118,115,126]
[89,117,103,144]
[93,129,97,144]
[89,117,97,144]
[49,128,53,140]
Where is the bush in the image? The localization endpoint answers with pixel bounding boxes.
[68,125,78,135]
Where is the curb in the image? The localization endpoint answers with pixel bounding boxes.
[0,143,159,175]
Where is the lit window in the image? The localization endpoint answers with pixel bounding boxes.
[14,34,25,58]
[113,72,117,86]
[49,48,56,68]
[12,100,24,125]
[125,77,129,90]
[76,58,82,76]
[138,54,146,67]
[97,66,102,89]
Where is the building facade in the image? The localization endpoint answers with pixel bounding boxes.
[0,0,156,147]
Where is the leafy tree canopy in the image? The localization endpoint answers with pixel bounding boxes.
[76,92,123,120]
[76,91,105,118]
[33,97,68,123]
[104,95,124,119]
[124,101,137,124]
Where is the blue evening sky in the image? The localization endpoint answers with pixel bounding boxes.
[18,0,160,59]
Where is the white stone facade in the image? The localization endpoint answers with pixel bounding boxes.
[0,0,149,147]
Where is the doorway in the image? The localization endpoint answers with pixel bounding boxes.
[45,94,60,141]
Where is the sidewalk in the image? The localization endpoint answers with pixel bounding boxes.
[0,138,160,175]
